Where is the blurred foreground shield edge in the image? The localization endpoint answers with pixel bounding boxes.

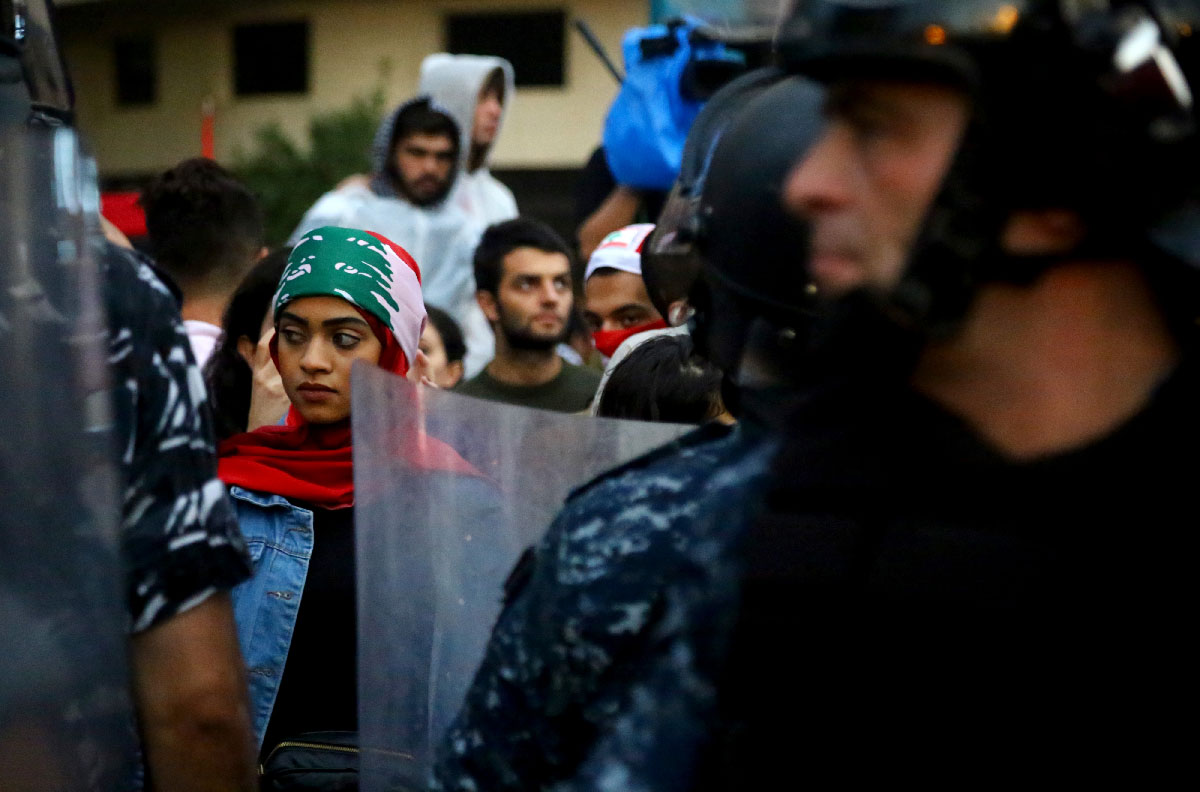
[353,366,689,791]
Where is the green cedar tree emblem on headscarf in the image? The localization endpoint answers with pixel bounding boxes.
[274,226,426,365]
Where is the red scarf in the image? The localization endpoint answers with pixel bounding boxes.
[592,318,670,358]
[217,310,479,508]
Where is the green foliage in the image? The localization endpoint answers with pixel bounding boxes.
[234,90,385,246]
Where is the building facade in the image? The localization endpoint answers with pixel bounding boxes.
[57,0,647,180]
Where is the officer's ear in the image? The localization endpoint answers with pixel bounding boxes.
[477,290,500,323]
[1001,210,1086,256]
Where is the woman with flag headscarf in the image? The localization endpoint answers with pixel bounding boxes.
[216,226,429,766]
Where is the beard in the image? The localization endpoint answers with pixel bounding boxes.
[395,173,453,208]
[498,307,566,351]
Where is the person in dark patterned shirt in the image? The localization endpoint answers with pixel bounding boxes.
[547,2,1200,788]
[101,240,257,791]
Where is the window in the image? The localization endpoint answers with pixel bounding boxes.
[114,37,156,106]
[445,11,566,87]
[233,21,308,96]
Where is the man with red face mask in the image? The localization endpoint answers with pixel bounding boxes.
[583,224,672,360]
[583,224,684,413]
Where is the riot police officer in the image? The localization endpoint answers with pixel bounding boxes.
[717,0,1200,786]
[557,1,1200,788]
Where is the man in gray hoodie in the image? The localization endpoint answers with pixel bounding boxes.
[419,53,519,228]
[289,97,493,376]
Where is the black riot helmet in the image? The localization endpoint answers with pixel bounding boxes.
[642,67,821,380]
[641,67,787,326]
[691,75,821,380]
[778,0,1200,334]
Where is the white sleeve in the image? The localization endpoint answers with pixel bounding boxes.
[425,223,493,378]
[483,175,518,225]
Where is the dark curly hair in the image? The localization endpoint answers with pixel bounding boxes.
[141,158,264,293]
[473,217,574,296]
[203,248,289,441]
[596,334,727,424]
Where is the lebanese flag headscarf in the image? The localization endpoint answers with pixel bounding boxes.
[585,223,668,358]
[217,227,428,508]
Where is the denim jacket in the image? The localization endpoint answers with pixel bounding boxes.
[227,486,315,750]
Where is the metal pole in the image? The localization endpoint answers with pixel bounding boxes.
[574,19,624,84]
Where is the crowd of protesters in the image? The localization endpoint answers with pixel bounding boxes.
[81,46,727,790]
[6,0,1200,789]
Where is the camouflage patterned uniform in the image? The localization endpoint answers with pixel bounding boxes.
[432,421,779,791]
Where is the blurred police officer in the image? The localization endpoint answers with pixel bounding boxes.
[715,0,1200,786]
[552,2,1200,789]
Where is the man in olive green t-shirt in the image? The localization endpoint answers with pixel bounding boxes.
[455,218,601,412]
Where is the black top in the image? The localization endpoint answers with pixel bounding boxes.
[261,506,357,760]
[713,360,1200,785]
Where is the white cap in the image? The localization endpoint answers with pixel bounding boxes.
[585,223,655,281]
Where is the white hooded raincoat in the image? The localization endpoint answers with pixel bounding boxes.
[419,53,519,228]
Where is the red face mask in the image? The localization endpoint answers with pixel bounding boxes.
[592,318,669,358]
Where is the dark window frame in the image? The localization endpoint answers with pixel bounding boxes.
[232,20,309,97]
[113,35,157,107]
[445,10,567,88]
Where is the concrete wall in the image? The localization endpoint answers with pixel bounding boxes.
[58,0,647,178]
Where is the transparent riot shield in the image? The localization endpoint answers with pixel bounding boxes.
[353,367,690,791]
[0,48,134,792]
